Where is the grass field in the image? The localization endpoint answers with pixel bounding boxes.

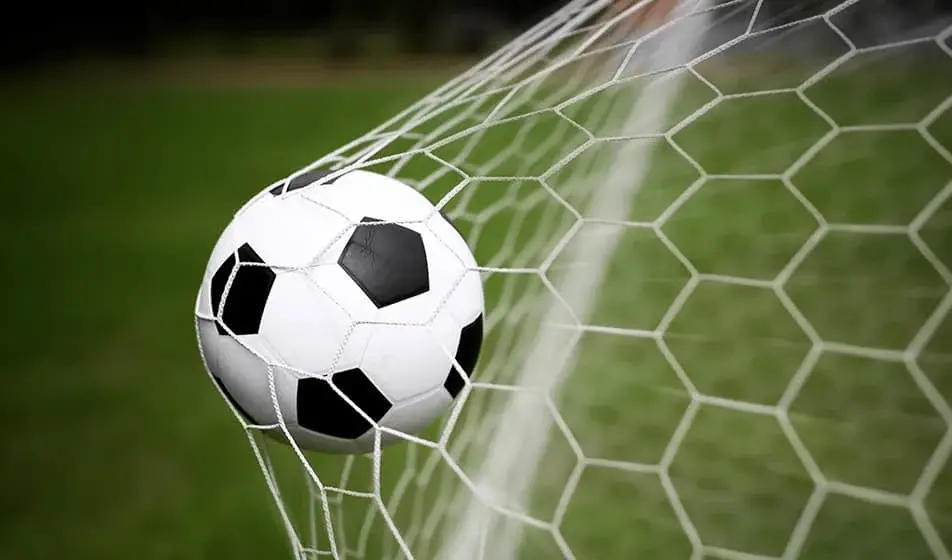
[1,37,951,560]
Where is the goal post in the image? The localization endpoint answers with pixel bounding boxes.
[231,1,952,559]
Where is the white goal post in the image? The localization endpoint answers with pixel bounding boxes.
[236,1,952,559]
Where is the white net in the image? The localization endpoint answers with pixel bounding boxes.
[232,1,952,559]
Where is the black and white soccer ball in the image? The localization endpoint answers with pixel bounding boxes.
[194,168,484,454]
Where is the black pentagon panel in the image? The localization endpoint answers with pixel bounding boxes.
[212,375,261,425]
[210,253,237,318]
[444,314,484,398]
[297,369,393,439]
[269,168,347,195]
[444,367,465,398]
[210,243,276,335]
[338,217,430,308]
[456,314,484,376]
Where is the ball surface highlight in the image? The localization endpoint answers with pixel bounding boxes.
[195,169,484,454]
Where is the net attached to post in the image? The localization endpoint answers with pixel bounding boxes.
[228,1,952,558]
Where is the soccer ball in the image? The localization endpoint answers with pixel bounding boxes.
[194,168,484,454]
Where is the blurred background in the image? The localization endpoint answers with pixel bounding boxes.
[1,1,951,560]
[3,0,952,72]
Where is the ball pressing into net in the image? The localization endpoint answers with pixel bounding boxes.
[195,169,484,455]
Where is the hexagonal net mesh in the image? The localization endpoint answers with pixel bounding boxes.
[228,1,952,559]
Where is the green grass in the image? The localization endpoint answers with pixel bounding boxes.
[1,44,951,560]
[0,79,438,559]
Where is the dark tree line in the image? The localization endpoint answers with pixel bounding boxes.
[0,0,554,68]
[1,0,948,70]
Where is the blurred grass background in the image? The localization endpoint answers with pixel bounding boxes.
[0,66,451,558]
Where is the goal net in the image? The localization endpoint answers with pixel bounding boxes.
[231,1,952,558]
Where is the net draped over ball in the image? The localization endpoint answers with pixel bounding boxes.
[195,169,484,455]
